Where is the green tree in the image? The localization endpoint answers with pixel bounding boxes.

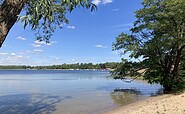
[113,0,185,91]
[0,0,96,47]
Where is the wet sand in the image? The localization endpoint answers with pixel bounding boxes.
[104,92,185,114]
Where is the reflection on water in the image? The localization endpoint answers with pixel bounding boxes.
[0,70,163,114]
[110,88,141,106]
[150,88,163,96]
[110,88,163,106]
[0,93,71,114]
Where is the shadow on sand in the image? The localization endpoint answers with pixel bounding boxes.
[0,93,72,114]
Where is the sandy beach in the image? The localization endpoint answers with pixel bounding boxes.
[104,92,185,114]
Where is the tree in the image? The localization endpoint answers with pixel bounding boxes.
[0,0,96,47]
[112,0,185,91]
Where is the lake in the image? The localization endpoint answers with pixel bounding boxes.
[0,70,162,114]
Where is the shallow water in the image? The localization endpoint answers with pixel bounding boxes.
[0,70,162,114]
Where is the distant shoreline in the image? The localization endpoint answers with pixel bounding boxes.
[0,69,110,71]
[104,92,185,114]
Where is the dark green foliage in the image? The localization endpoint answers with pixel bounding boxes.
[112,0,185,92]
[34,62,119,70]
[0,62,120,70]
[0,65,32,69]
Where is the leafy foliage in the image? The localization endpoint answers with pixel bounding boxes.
[0,0,95,47]
[112,0,185,91]
[18,0,96,42]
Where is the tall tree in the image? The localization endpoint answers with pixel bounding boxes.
[113,0,185,91]
[0,0,96,47]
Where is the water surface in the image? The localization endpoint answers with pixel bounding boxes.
[0,70,162,114]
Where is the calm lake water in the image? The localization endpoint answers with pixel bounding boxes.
[0,70,162,114]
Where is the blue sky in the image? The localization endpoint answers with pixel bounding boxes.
[0,0,143,66]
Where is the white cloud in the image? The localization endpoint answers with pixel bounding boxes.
[32,40,57,47]
[92,0,113,5]
[0,52,32,65]
[67,25,75,29]
[33,49,43,52]
[92,0,101,5]
[46,41,57,46]
[0,53,8,55]
[45,43,52,46]
[34,40,46,45]
[31,56,63,66]
[95,45,108,48]
[0,51,61,66]
[16,36,26,40]
[102,0,112,4]
[5,55,31,65]
[16,55,23,58]
[11,53,16,56]
[31,44,41,48]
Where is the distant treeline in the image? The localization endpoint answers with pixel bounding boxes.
[0,62,120,70]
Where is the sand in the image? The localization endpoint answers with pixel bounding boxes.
[104,92,185,114]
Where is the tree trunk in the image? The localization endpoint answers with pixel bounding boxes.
[0,0,26,47]
[172,45,185,80]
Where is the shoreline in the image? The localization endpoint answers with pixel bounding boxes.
[104,92,185,114]
[0,69,109,71]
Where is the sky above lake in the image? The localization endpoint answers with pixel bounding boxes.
[0,0,143,66]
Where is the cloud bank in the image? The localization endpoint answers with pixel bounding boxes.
[92,0,113,5]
